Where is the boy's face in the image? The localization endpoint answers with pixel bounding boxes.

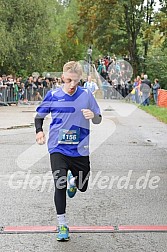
[62,72,80,95]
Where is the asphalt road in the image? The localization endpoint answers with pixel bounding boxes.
[0,100,167,252]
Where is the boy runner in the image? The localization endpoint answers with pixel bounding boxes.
[35,61,102,241]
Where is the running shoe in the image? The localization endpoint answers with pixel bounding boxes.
[57,225,69,241]
[67,170,77,198]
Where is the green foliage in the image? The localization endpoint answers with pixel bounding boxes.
[145,47,167,89]
[0,0,62,75]
[0,0,166,88]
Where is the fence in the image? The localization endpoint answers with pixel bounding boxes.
[1,84,166,106]
[0,86,52,105]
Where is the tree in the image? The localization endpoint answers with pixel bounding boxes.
[76,0,146,74]
[145,47,167,89]
[0,0,62,75]
[55,0,87,68]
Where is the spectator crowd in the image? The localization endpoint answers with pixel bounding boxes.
[0,55,161,106]
[96,55,161,105]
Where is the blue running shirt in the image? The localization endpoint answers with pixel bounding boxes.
[36,86,101,157]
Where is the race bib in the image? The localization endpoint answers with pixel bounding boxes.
[58,129,80,144]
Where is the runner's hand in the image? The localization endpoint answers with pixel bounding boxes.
[36,131,46,145]
[81,109,94,119]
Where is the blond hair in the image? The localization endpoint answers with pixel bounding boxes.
[63,61,82,76]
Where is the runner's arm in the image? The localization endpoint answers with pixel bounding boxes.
[92,114,102,124]
[35,114,46,145]
[35,114,44,133]
[34,90,52,133]
[81,109,102,124]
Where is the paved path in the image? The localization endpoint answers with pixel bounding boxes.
[0,100,167,252]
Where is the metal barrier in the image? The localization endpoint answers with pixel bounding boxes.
[0,86,51,105]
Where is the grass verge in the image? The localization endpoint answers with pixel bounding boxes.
[139,105,167,124]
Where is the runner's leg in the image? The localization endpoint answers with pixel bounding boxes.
[69,156,90,192]
[50,153,68,214]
